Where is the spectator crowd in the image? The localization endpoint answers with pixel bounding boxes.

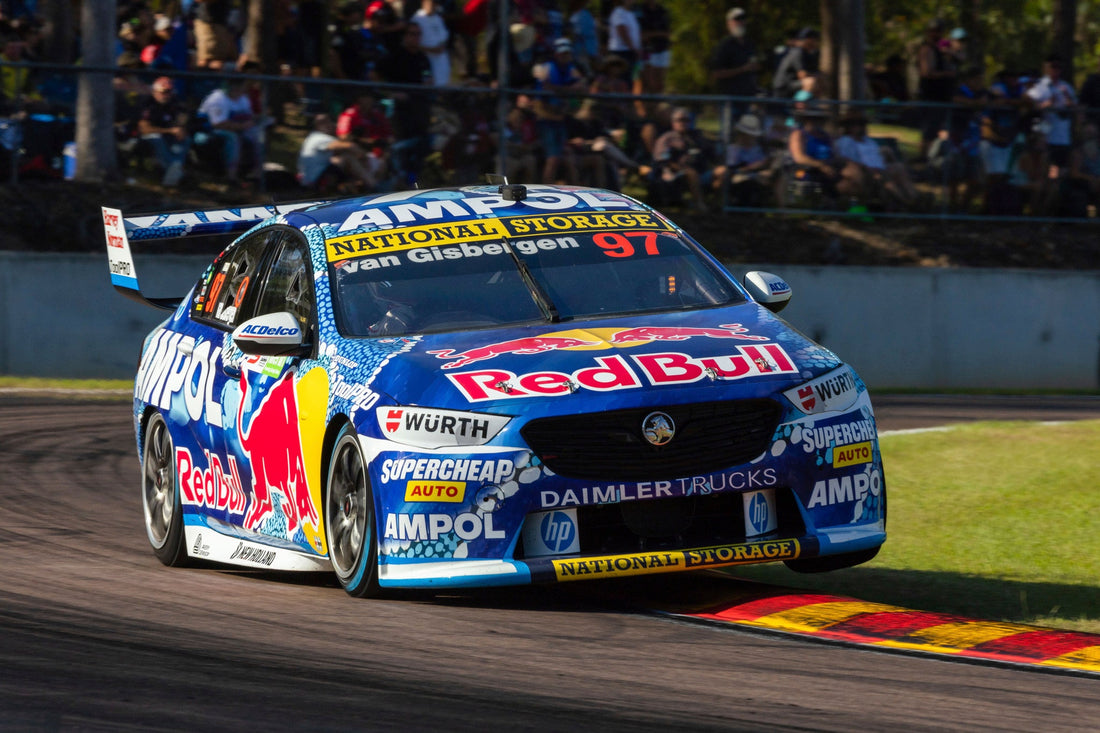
[1,1,1100,217]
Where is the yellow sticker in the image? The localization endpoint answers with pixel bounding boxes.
[404,481,466,503]
[833,441,873,467]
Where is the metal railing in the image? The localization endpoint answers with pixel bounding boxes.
[1,59,1097,224]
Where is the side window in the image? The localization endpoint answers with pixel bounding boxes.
[254,232,315,338]
[191,230,277,328]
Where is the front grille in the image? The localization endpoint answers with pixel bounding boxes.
[515,489,806,559]
[520,399,782,480]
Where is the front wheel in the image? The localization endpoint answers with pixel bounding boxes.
[325,425,380,597]
[142,412,188,566]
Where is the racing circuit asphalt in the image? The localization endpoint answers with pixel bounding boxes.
[0,393,1097,731]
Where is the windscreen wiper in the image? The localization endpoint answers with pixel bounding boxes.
[502,234,560,323]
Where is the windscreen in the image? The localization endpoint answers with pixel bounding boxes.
[329,228,743,338]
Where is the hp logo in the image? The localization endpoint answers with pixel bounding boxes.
[540,511,577,553]
[747,492,770,535]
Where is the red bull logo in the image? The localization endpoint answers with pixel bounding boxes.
[427,336,600,369]
[608,324,768,344]
[238,375,319,534]
[427,324,770,371]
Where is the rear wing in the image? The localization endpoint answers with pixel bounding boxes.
[103,201,327,310]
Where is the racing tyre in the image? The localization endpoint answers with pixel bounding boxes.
[325,424,380,597]
[142,412,189,566]
[784,546,880,573]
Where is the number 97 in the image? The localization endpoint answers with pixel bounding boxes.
[594,231,660,258]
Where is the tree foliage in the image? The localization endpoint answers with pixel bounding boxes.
[664,0,1099,95]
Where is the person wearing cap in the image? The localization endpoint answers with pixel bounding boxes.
[138,77,190,187]
[917,18,956,159]
[724,113,775,206]
[652,107,725,212]
[412,0,450,86]
[709,8,759,105]
[947,27,969,69]
[533,36,585,184]
[709,7,760,142]
[772,27,819,99]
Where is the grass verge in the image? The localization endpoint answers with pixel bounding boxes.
[731,420,1100,633]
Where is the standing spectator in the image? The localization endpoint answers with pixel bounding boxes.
[868,54,910,103]
[1078,58,1100,128]
[947,27,969,69]
[1026,54,1077,177]
[651,107,725,211]
[1062,121,1100,216]
[981,71,1026,214]
[298,113,381,191]
[192,0,238,70]
[917,18,956,159]
[454,0,489,79]
[367,0,407,55]
[709,7,759,136]
[139,76,190,187]
[567,0,599,75]
[379,21,433,184]
[197,77,264,182]
[607,0,642,72]
[533,36,585,184]
[413,0,451,86]
[638,0,670,97]
[772,27,819,99]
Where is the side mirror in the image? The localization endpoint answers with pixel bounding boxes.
[743,271,792,313]
[232,312,307,356]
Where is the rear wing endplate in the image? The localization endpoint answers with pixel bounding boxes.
[103,201,327,310]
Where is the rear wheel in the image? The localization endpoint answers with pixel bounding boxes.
[142,412,188,566]
[325,425,380,597]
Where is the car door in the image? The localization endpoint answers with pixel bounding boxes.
[220,227,329,555]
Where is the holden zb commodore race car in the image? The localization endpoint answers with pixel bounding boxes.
[104,184,885,597]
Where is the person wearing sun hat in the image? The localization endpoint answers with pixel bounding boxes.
[725,113,775,206]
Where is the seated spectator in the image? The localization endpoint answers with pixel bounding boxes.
[503,104,539,183]
[337,92,393,150]
[567,100,643,190]
[196,76,264,182]
[928,111,982,211]
[1062,121,1100,217]
[138,76,190,187]
[651,107,725,211]
[298,113,381,191]
[785,108,862,204]
[981,74,1027,214]
[724,113,775,207]
[835,110,917,208]
[1010,129,1056,215]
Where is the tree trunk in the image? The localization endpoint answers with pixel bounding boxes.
[75,0,117,182]
[1051,0,1076,84]
[38,0,75,64]
[819,0,836,99]
[836,0,866,102]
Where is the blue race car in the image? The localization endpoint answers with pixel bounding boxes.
[104,185,885,596]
